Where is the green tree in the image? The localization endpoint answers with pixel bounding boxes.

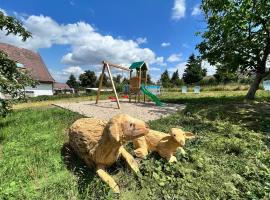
[171,69,182,86]
[183,54,206,84]
[79,70,97,88]
[0,11,34,117]
[160,70,171,88]
[197,0,270,99]
[147,74,153,85]
[214,67,238,84]
[66,74,79,89]
[122,77,129,84]
[96,73,109,87]
[113,75,122,84]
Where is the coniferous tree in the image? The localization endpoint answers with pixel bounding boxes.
[183,54,206,84]
[171,69,182,86]
[160,69,171,88]
[147,74,153,85]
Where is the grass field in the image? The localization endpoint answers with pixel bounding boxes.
[1,91,270,199]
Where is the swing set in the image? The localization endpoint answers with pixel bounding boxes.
[95,61,150,109]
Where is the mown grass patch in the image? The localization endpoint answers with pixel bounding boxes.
[1,92,270,199]
[160,90,270,104]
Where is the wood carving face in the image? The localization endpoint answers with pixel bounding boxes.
[170,128,195,146]
[108,114,149,142]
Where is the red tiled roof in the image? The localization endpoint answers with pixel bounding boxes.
[0,43,55,83]
[53,82,72,90]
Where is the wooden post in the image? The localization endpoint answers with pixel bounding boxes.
[129,70,132,103]
[138,68,141,102]
[96,64,106,104]
[144,70,148,103]
[106,63,121,109]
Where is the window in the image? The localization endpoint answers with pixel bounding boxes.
[16,63,24,68]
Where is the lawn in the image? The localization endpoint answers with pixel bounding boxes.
[0,91,270,199]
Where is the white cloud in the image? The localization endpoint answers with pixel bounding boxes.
[0,13,162,67]
[167,53,183,63]
[136,37,147,45]
[50,66,84,82]
[154,56,167,66]
[182,43,189,48]
[161,42,170,47]
[172,0,186,20]
[151,74,161,83]
[191,4,202,16]
[167,60,216,78]
[63,66,84,76]
[201,60,216,75]
[150,67,161,71]
[168,62,187,77]
[0,8,7,15]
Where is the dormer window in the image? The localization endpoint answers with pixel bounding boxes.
[16,62,24,68]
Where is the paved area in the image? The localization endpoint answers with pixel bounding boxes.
[54,99,185,122]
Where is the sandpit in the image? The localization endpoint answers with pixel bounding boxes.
[54,99,185,122]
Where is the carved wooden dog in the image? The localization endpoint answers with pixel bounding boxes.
[69,114,149,193]
[133,128,195,162]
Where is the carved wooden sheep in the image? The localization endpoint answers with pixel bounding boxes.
[133,128,195,162]
[68,114,149,193]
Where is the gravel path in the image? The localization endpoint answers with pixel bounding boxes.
[54,99,185,122]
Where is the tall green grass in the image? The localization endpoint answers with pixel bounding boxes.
[1,91,270,199]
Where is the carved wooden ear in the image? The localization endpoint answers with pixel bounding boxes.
[185,132,195,139]
[109,122,121,142]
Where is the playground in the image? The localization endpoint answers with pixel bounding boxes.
[96,61,163,109]
[54,60,178,121]
[55,99,183,121]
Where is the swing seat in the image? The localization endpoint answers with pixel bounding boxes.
[108,96,117,101]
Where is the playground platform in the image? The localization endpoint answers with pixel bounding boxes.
[54,99,185,122]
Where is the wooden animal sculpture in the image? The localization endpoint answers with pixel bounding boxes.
[68,114,149,193]
[133,128,195,162]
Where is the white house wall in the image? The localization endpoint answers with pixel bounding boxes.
[0,92,5,99]
[25,83,53,97]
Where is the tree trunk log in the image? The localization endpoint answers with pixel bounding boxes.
[246,72,267,100]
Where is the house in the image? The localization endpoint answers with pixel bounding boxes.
[53,82,74,94]
[0,43,55,97]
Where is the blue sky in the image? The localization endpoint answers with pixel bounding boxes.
[0,0,214,82]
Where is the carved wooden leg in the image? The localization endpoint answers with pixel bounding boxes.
[96,165,120,193]
[119,147,139,173]
[168,155,177,163]
[134,148,148,159]
[178,147,186,155]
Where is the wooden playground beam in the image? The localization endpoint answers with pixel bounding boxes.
[95,64,105,105]
[96,62,121,109]
[102,61,130,72]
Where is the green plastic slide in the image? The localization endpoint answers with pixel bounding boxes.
[140,85,163,106]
